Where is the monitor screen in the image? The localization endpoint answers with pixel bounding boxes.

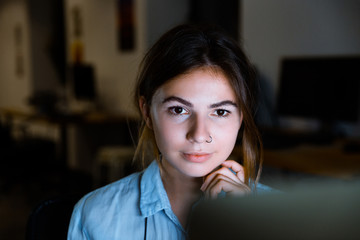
[277,56,360,123]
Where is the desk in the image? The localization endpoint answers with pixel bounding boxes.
[232,139,360,180]
[262,141,360,180]
[0,107,137,168]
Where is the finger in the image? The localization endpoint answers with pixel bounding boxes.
[209,179,229,199]
[204,175,250,199]
[201,167,242,193]
[204,173,243,198]
[204,177,233,199]
[204,173,236,192]
[221,160,245,182]
[209,181,250,199]
[203,172,250,198]
[221,160,242,171]
[201,166,241,192]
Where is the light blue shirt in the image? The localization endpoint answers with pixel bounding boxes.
[67,161,273,240]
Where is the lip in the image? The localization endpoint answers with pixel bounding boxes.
[182,152,212,163]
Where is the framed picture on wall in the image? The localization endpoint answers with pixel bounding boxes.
[117,0,136,51]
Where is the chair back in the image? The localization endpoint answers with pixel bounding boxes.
[26,195,81,240]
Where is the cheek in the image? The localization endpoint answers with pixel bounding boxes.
[152,115,184,152]
[213,120,241,151]
[217,127,239,145]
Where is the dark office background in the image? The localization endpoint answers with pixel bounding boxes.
[1,0,360,239]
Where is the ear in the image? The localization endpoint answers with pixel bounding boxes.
[139,96,153,129]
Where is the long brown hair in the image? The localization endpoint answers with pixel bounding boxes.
[133,24,262,187]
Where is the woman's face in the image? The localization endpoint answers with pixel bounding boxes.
[147,67,242,178]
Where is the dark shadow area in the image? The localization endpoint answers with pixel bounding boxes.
[0,122,93,240]
[189,0,239,41]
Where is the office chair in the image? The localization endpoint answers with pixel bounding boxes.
[26,195,81,240]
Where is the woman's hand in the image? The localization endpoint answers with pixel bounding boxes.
[200,160,251,199]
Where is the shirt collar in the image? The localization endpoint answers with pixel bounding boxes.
[140,161,172,217]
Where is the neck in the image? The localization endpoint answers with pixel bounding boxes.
[161,168,202,200]
[160,162,203,228]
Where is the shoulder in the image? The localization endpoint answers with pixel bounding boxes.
[68,172,146,239]
[75,171,143,217]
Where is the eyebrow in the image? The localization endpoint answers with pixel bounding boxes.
[162,96,193,107]
[162,96,238,108]
[209,100,238,108]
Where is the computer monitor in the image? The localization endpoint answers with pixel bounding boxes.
[277,56,360,124]
[189,182,360,240]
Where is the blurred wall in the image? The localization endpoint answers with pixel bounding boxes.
[0,0,32,111]
[243,0,360,113]
[146,0,189,48]
[0,0,188,116]
[64,0,188,116]
[28,0,64,94]
[65,0,146,116]
[2,0,360,124]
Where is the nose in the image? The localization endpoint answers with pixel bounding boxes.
[186,114,210,144]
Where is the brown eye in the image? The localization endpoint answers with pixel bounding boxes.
[214,109,230,117]
[169,106,188,115]
[217,110,225,116]
[174,107,183,114]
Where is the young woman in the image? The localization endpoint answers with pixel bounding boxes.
[68,24,271,240]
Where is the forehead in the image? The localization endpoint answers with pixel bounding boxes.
[152,67,237,103]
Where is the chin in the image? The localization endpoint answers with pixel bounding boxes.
[182,164,217,178]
